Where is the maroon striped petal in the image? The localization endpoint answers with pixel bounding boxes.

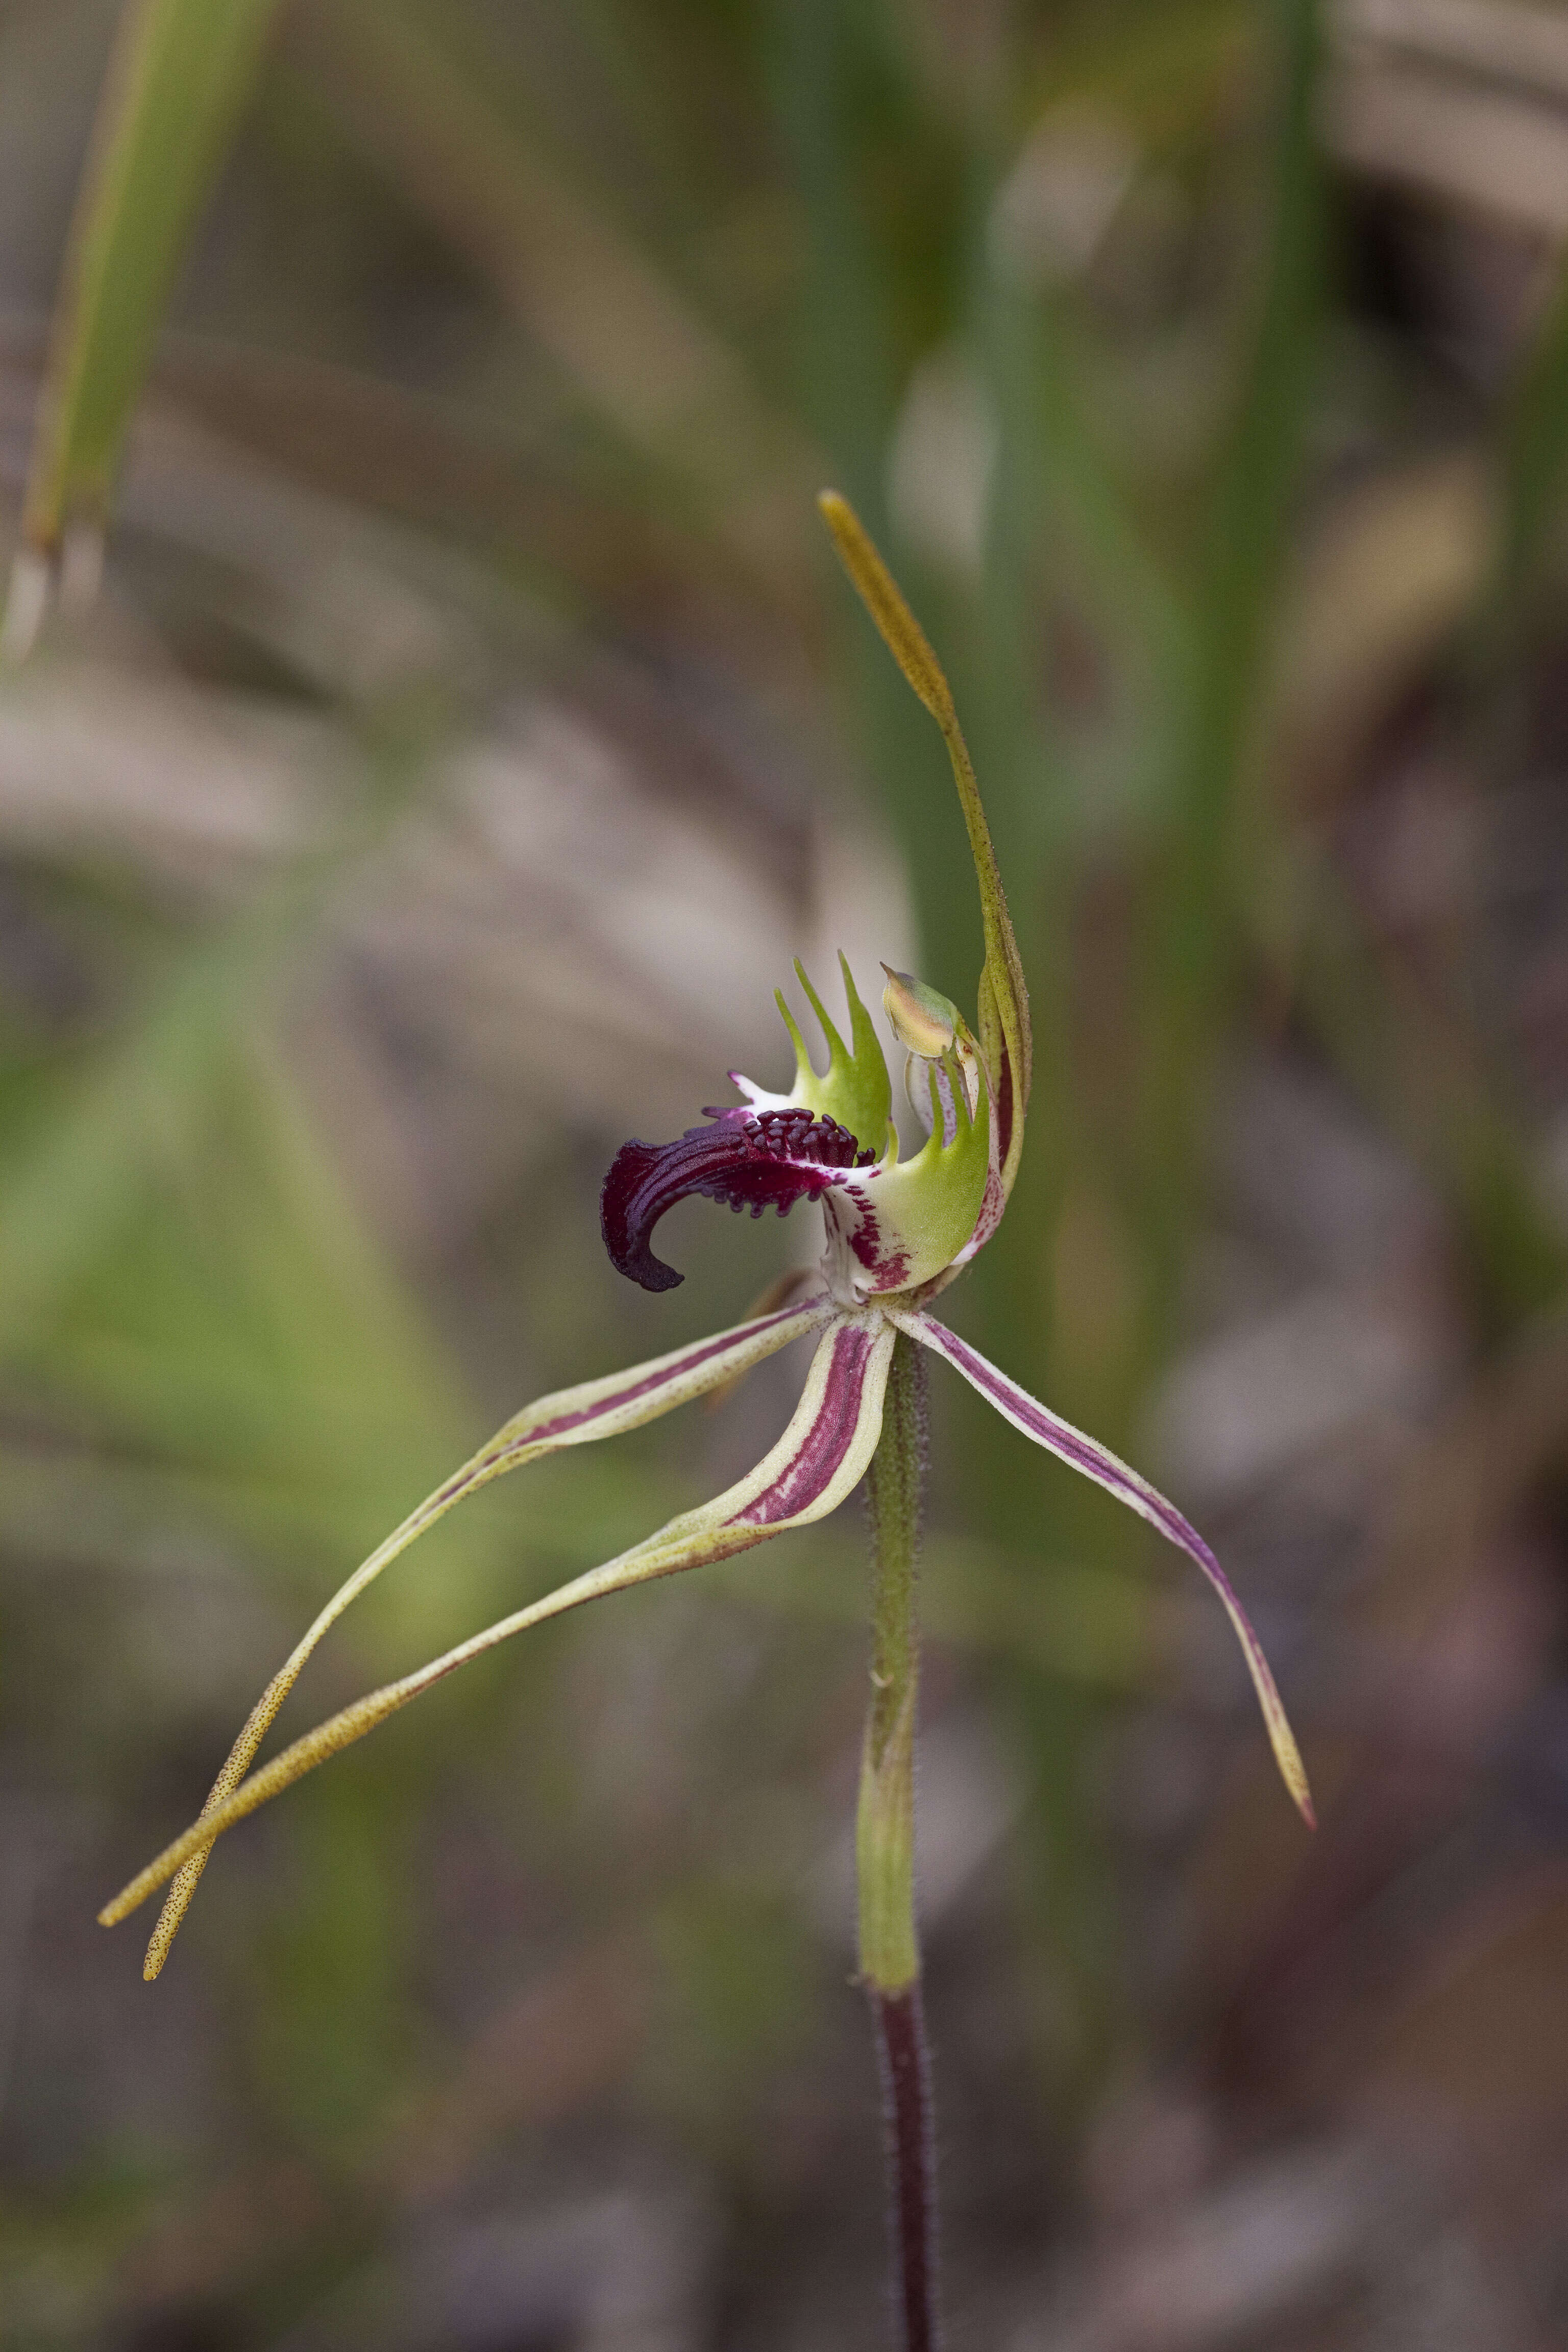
[128,1290,834,1977]
[101,1314,896,1931]
[892,1307,1314,1826]
[602,1106,875,1292]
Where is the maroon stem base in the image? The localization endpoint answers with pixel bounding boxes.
[870,1982,939,2352]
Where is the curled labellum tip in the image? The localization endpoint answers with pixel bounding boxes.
[601,1107,874,1293]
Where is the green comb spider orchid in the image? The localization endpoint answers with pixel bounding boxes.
[100,497,1311,2345]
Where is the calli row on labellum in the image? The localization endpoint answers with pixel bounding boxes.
[599,949,996,1306]
[100,493,1311,1984]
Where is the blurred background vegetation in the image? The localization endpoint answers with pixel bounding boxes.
[5,0,1568,2343]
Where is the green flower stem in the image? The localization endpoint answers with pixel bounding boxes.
[859,1328,938,2351]
[858,1329,925,1993]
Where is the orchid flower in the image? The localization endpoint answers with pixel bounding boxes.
[100,496,1310,2339]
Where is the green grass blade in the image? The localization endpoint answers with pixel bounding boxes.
[6,0,281,642]
[0,705,436,1367]
[1138,0,1326,1344]
[0,895,309,1366]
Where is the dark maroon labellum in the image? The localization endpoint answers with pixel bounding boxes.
[601,1106,874,1292]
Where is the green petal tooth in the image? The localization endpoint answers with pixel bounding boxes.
[775,958,891,1158]
[795,958,849,1069]
[839,950,884,1075]
[775,987,815,1090]
[835,1039,989,1295]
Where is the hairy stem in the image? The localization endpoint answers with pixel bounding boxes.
[859,1328,938,2352]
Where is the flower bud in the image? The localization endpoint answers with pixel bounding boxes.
[880,965,958,1060]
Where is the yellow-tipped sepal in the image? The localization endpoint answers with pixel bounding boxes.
[819,491,1031,1200]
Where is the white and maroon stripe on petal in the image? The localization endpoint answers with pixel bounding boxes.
[895,1308,1314,1825]
[508,1298,829,1452]
[829,1187,912,1294]
[728,1320,877,1527]
[909,1318,1183,1517]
